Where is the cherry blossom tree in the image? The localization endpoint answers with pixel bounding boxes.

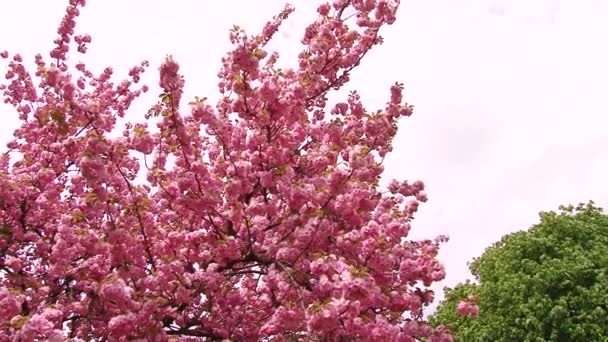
[0,0,452,340]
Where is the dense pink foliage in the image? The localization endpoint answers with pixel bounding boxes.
[0,0,452,340]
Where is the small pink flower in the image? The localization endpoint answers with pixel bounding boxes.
[317,3,331,16]
[108,313,137,337]
[457,300,480,317]
[5,256,23,272]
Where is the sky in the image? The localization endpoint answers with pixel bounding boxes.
[1,0,608,311]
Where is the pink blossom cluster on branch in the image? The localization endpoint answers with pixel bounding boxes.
[0,0,452,340]
[456,296,480,318]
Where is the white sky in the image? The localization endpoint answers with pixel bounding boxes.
[2,0,608,311]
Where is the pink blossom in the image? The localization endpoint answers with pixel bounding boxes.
[108,313,137,337]
[17,308,63,340]
[317,3,331,16]
[457,300,480,317]
[0,289,21,321]
[100,279,134,310]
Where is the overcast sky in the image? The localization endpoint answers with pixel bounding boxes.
[2,0,608,310]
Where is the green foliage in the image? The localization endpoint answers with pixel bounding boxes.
[430,201,608,341]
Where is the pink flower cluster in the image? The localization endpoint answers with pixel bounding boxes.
[457,295,480,317]
[0,0,453,340]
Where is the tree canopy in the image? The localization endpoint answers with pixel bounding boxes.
[0,0,455,340]
[430,201,608,341]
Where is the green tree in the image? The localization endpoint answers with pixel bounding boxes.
[430,201,608,341]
